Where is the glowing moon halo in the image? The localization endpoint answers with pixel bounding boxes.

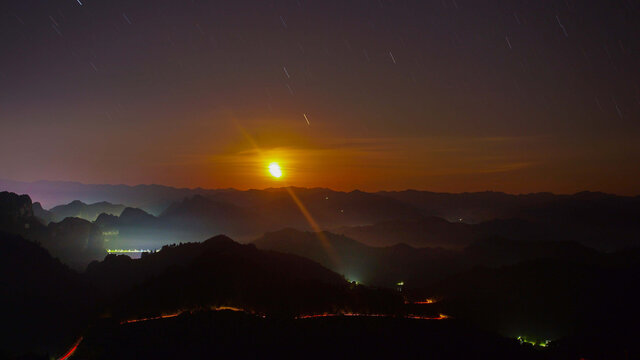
[268,162,283,178]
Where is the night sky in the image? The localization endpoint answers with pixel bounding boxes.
[1,0,639,194]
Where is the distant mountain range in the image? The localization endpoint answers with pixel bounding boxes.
[253,228,599,288]
[378,190,640,222]
[32,199,126,224]
[338,205,640,251]
[336,217,476,249]
[86,189,426,243]
[4,179,639,250]
[47,200,126,223]
[0,179,228,215]
[4,182,640,275]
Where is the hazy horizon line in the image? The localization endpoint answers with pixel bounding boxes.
[1,177,637,198]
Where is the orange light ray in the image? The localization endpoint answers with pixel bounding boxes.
[284,186,340,268]
[234,122,341,268]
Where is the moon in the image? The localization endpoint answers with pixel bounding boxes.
[268,162,282,178]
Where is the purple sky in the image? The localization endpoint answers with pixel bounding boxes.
[1,0,639,194]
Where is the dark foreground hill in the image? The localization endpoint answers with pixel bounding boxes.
[86,234,401,319]
[250,227,640,355]
[0,232,95,359]
[420,249,640,351]
[0,231,402,358]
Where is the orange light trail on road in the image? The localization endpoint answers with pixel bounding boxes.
[296,313,449,320]
[57,337,83,360]
[121,312,181,324]
[120,306,250,325]
[212,306,244,312]
[119,308,449,324]
[413,298,437,304]
[405,314,449,320]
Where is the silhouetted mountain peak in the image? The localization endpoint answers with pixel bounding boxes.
[32,201,45,213]
[48,199,126,222]
[572,191,611,199]
[31,201,53,224]
[201,234,243,251]
[99,253,135,266]
[95,212,118,225]
[58,216,90,225]
[0,191,34,219]
[0,191,45,236]
[120,207,155,221]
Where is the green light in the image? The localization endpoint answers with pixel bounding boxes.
[106,249,153,253]
[516,336,551,348]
